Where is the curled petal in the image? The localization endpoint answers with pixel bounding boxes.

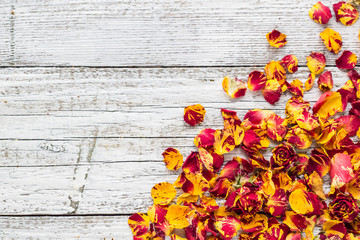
[306,52,326,74]
[313,91,345,119]
[151,182,177,205]
[319,28,342,54]
[262,79,282,105]
[281,55,298,73]
[287,79,304,97]
[318,71,333,92]
[305,171,326,199]
[330,153,355,189]
[309,1,332,24]
[307,148,330,177]
[265,61,286,83]
[147,205,172,236]
[336,50,357,69]
[222,76,247,98]
[165,205,191,229]
[162,148,183,170]
[209,178,233,198]
[285,126,313,149]
[305,73,316,91]
[266,29,287,48]
[128,213,150,236]
[184,104,206,126]
[333,2,359,26]
[338,80,357,105]
[248,71,266,91]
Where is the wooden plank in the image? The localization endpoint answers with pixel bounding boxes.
[0,66,348,140]
[0,216,133,239]
[0,162,177,214]
[5,0,359,66]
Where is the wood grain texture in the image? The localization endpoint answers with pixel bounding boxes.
[0,0,358,66]
[0,216,133,239]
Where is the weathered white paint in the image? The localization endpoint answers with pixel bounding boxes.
[0,216,133,239]
[0,0,359,66]
[0,0,356,238]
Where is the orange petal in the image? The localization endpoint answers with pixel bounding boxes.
[336,50,357,69]
[222,76,247,98]
[266,29,287,48]
[319,28,342,54]
[309,1,332,24]
[306,52,326,74]
[151,182,177,205]
[247,71,266,91]
[333,1,359,26]
[165,205,191,229]
[162,148,183,170]
[281,55,298,73]
[318,71,333,92]
[184,104,206,126]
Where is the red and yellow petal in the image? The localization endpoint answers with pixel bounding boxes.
[265,60,286,83]
[333,1,359,26]
[313,91,345,119]
[305,73,316,91]
[248,71,267,91]
[128,213,150,236]
[309,1,333,24]
[214,216,241,240]
[262,79,282,105]
[306,52,326,74]
[184,104,206,126]
[214,128,236,155]
[194,128,215,148]
[165,205,191,229]
[151,182,177,205]
[162,148,183,170]
[320,28,342,54]
[266,29,287,48]
[222,76,247,98]
[281,55,298,73]
[330,153,355,189]
[287,79,304,97]
[336,50,357,69]
[318,71,333,92]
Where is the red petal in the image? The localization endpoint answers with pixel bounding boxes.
[309,2,333,24]
[336,50,357,69]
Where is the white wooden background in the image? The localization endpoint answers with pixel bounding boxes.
[0,0,357,239]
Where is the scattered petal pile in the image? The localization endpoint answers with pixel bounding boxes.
[129,1,360,239]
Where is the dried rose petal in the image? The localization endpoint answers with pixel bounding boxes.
[289,188,323,215]
[313,91,345,119]
[162,148,183,170]
[318,71,333,92]
[319,28,342,54]
[281,55,298,73]
[247,71,266,91]
[266,29,287,48]
[128,213,150,237]
[165,205,191,229]
[264,189,288,217]
[241,214,268,233]
[265,60,286,84]
[184,104,206,126]
[306,52,326,74]
[222,76,247,98]
[329,193,359,222]
[333,1,359,26]
[330,153,355,189]
[336,50,357,69]
[214,215,241,240]
[214,128,236,155]
[194,128,215,148]
[262,79,282,105]
[305,73,316,91]
[151,182,177,205]
[287,79,304,97]
[309,2,333,24]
